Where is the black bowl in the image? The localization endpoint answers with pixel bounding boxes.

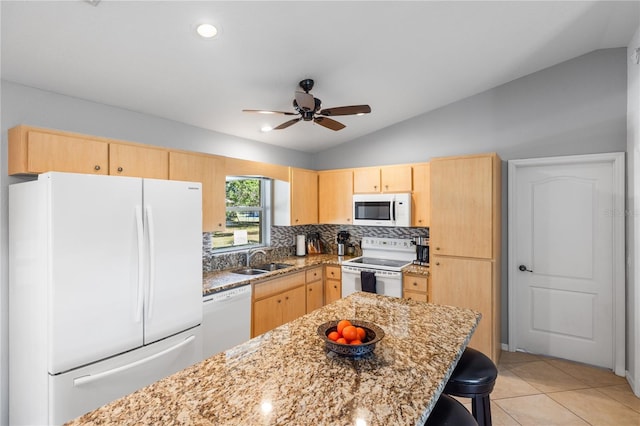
[317,319,385,357]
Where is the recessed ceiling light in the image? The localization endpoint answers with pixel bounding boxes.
[196,23,218,39]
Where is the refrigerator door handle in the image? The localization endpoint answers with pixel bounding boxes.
[145,205,156,320]
[134,205,144,323]
[72,335,196,387]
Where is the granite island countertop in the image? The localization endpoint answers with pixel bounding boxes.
[67,292,479,426]
[203,255,428,295]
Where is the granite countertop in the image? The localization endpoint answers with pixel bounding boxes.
[68,292,479,426]
[203,255,429,295]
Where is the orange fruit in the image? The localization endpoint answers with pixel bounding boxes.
[356,327,366,340]
[336,337,348,345]
[337,320,352,335]
[342,325,358,342]
[327,331,340,341]
[349,339,362,345]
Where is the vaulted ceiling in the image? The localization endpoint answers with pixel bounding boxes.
[2,1,639,153]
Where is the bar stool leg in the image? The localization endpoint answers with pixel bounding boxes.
[471,395,492,426]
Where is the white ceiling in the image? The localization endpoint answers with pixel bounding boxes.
[2,1,639,153]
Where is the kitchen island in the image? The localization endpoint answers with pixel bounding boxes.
[67,292,479,425]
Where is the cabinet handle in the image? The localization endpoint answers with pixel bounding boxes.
[418,219,422,223]
[94,165,101,171]
[295,219,299,223]
[412,282,418,286]
[435,247,440,251]
[435,262,440,266]
[347,218,351,222]
[117,167,123,173]
[218,223,222,227]
[374,185,378,190]
[385,185,389,190]
[333,285,338,289]
[308,288,312,292]
[277,299,281,303]
[285,296,289,300]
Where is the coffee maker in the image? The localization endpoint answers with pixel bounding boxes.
[412,236,429,266]
[337,231,350,256]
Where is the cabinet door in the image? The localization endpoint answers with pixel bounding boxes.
[381,165,412,192]
[324,279,342,305]
[353,168,381,193]
[27,131,108,175]
[431,256,493,358]
[318,170,353,224]
[253,294,284,337]
[290,168,318,225]
[282,286,307,325]
[412,163,430,227]
[110,143,168,179]
[306,281,324,313]
[430,156,494,258]
[169,152,225,232]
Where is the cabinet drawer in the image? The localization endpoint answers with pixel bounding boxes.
[325,265,341,281]
[403,275,428,293]
[305,267,323,283]
[404,290,428,302]
[253,271,305,300]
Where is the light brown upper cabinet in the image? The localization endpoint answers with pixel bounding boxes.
[9,126,109,175]
[169,151,226,232]
[275,168,318,226]
[430,154,497,259]
[109,143,168,179]
[353,165,412,193]
[318,169,353,225]
[411,163,430,227]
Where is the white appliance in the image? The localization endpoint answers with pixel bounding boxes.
[341,237,414,297]
[202,284,252,358]
[352,193,411,227]
[9,172,203,425]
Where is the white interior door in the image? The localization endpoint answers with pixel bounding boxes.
[508,153,625,373]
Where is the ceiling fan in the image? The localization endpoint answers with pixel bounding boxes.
[242,79,371,131]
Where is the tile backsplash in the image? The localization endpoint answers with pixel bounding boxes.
[203,225,428,273]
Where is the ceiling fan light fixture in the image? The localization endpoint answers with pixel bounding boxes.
[196,23,218,39]
[260,125,273,133]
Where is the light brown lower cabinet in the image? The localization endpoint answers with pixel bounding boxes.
[402,273,429,302]
[430,256,499,361]
[252,272,306,337]
[324,265,342,305]
[306,266,324,313]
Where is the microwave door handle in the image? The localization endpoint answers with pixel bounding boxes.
[392,200,396,221]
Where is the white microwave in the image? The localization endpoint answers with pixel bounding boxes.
[353,193,412,227]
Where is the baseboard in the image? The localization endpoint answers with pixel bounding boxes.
[626,370,640,398]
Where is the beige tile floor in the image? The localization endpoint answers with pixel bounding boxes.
[453,351,640,426]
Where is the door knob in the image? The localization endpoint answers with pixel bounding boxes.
[519,265,533,272]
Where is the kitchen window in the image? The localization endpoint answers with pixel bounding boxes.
[212,177,271,250]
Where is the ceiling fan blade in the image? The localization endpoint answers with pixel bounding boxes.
[319,105,371,116]
[242,109,297,116]
[295,91,316,111]
[274,117,302,130]
[314,116,345,131]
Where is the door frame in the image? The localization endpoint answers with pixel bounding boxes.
[508,152,625,376]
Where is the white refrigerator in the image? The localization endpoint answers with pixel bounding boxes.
[9,172,204,425]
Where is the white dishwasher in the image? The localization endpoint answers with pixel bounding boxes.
[202,284,252,359]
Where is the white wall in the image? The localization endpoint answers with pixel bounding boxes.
[627,26,640,396]
[313,48,627,169]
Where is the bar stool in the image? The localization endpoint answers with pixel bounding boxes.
[424,394,478,426]
[444,347,498,426]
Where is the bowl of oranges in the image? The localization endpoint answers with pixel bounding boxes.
[317,319,385,357]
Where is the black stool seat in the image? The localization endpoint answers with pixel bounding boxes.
[424,394,478,426]
[444,348,498,426]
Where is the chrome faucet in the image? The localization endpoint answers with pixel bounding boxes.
[246,248,267,267]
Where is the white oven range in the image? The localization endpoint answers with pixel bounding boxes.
[341,237,415,298]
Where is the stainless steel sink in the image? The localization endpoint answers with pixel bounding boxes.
[231,268,269,276]
[253,263,293,271]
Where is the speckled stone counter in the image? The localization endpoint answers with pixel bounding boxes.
[402,264,429,276]
[203,254,354,295]
[67,292,480,426]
